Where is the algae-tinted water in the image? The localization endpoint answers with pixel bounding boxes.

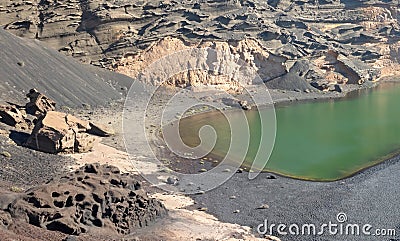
[175,84,400,181]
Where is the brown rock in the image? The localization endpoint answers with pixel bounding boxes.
[7,164,167,236]
[0,210,12,228]
[25,111,96,154]
[66,114,90,132]
[88,122,115,137]
[74,133,96,153]
[0,105,28,128]
[25,89,56,115]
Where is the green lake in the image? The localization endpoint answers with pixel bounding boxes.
[175,83,400,181]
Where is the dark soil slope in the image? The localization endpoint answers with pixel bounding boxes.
[0,29,132,107]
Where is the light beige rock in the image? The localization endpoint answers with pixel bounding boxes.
[26,111,96,154]
[75,133,96,153]
[115,37,287,92]
[88,121,115,137]
[66,114,90,132]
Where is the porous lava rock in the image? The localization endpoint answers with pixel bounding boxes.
[5,164,167,236]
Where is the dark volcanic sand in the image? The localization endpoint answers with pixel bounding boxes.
[191,155,400,241]
[0,135,75,189]
[0,29,132,108]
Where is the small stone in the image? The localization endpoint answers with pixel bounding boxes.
[9,186,23,193]
[266,175,276,179]
[75,133,96,153]
[233,210,240,213]
[257,204,269,209]
[82,103,91,109]
[223,169,231,173]
[0,130,9,136]
[229,195,237,199]
[166,177,178,185]
[1,151,11,158]
[199,168,207,172]
[198,207,208,211]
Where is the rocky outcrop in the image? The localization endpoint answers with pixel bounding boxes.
[25,111,93,154]
[0,0,399,90]
[2,163,167,236]
[24,110,113,154]
[0,90,114,154]
[311,50,380,86]
[26,88,56,115]
[114,37,287,91]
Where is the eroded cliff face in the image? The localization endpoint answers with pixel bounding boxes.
[0,0,399,90]
[114,37,287,91]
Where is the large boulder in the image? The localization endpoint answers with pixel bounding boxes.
[25,111,94,154]
[25,89,56,115]
[6,164,167,236]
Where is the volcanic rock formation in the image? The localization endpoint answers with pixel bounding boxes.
[0,90,114,154]
[0,105,30,130]
[25,88,56,116]
[1,163,167,236]
[1,0,399,91]
[25,111,96,154]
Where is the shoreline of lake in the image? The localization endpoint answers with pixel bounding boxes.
[156,78,400,180]
[82,77,400,240]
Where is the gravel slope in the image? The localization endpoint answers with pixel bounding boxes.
[0,135,74,189]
